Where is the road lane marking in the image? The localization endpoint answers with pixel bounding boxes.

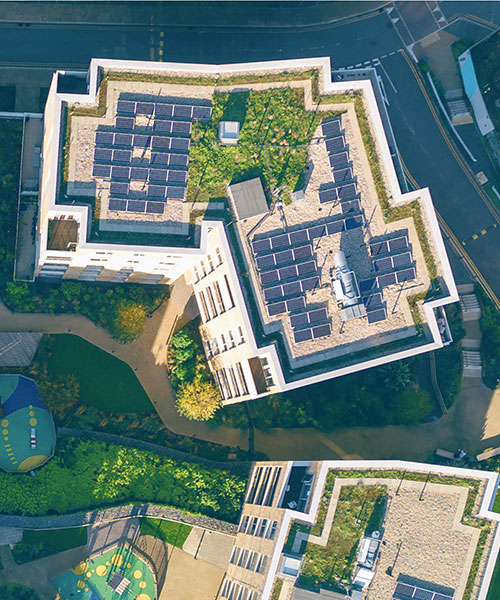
[374,57,398,94]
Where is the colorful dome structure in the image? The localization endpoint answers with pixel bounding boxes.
[0,375,56,473]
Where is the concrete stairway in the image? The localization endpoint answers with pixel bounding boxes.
[462,348,482,377]
[459,293,481,321]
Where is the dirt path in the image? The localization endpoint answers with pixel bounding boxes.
[1,280,499,461]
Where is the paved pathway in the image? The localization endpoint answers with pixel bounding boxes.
[0,277,499,462]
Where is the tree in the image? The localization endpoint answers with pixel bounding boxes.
[176,379,222,421]
[111,301,147,342]
[390,388,432,426]
[0,585,40,600]
[380,361,412,393]
[38,374,79,422]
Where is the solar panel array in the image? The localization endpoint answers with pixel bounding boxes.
[267,296,306,317]
[393,582,453,600]
[290,307,328,329]
[93,96,212,215]
[359,267,416,294]
[370,235,408,257]
[294,323,332,343]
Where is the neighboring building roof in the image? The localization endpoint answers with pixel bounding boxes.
[291,586,348,599]
[229,177,269,221]
[0,333,42,367]
[0,375,56,473]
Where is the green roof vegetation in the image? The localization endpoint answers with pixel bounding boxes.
[0,437,247,522]
[487,553,500,600]
[0,585,40,600]
[11,527,87,565]
[139,517,192,548]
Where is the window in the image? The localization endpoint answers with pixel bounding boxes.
[266,521,278,540]
[207,253,214,271]
[211,337,220,356]
[198,290,210,322]
[248,517,259,535]
[227,367,241,397]
[247,467,263,504]
[239,515,249,533]
[214,371,227,400]
[221,333,228,352]
[228,329,236,349]
[213,281,226,313]
[219,369,233,399]
[257,519,267,537]
[204,340,212,358]
[235,363,249,395]
[255,555,268,574]
[223,274,236,308]
[237,326,245,344]
[264,467,282,507]
[216,247,223,266]
[260,356,275,387]
[200,260,207,277]
[206,286,218,317]
[193,265,200,283]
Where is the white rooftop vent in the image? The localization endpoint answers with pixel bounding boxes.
[353,566,375,588]
[279,554,302,578]
[333,251,366,321]
[219,121,240,145]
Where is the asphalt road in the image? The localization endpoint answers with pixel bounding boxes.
[0,2,498,299]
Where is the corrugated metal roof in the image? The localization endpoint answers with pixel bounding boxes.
[228,177,268,221]
[0,333,42,367]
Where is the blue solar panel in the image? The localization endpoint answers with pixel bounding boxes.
[155,103,173,118]
[261,271,280,285]
[170,137,190,151]
[293,245,312,259]
[289,230,309,245]
[313,324,331,338]
[322,119,341,138]
[264,286,284,301]
[108,198,127,211]
[389,236,408,252]
[136,102,155,115]
[327,220,345,234]
[267,301,287,316]
[127,200,146,213]
[330,152,349,168]
[339,183,357,199]
[326,136,345,153]
[172,121,191,136]
[146,201,165,214]
[275,249,294,265]
[169,153,189,167]
[116,117,134,130]
[309,225,326,239]
[294,329,312,343]
[283,281,301,296]
[95,131,114,146]
[394,583,415,597]
[252,239,272,254]
[166,186,186,200]
[111,166,130,179]
[370,240,389,256]
[319,188,338,204]
[114,133,133,146]
[297,261,316,276]
[290,313,309,328]
[152,136,171,149]
[117,100,135,114]
[173,104,192,119]
[110,182,129,197]
[393,252,412,268]
[130,167,149,180]
[363,293,383,309]
[345,215,363,230]
[271,234,290,249]
[167,170,187,184]
[396,268,416,283]
[279,266,297,281]
[256,255,276,270]
[341,199,360,214]
[301,277,318,291]
[92,164,111,178]
[149,169,169,183]
[359,278,377,293]
[367,308,387,323]
[133,134,151,148]
[333,168,352,183]
[414,590,433,600]
[151,153,170,166]
[94,148,112,163]
[378,273,397,288]
[374,257,393,272]
[148,185,167,198]
[154,120,172,134]
[192,105,212,120]
[310,308,327,322]
[112,149,132,163]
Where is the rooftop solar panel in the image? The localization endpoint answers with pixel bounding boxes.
[136,102,155,115]
[112,149,132,163]
[308,225,326,239]
[252,239,272,254]
[434,594,454,600]
[310,308,327,322]
[363,293,383,309]
[271,234,290,250]
[192,105,212,120]
[293,245,313,260]
[256,255,276,270]
[166,186,186,200]
[127,200,146,213]
[152,136,171,149]
[345,215,364,230]
[117,100,135,114]
[149,169,169,183]
[108,198,127,211]
[275,249,294,265]
[95,131,114,145]
[110,182,129,196]
[173,104,193,119]
[326,136,345,153]
[370,240,389,256]
[327,220,345,234]
[322,119,341,138]
[94,148,113,163]
[267,302,287,317]
[414,590,433,600]
[171,121,191,136]
[389,236,408,252]
[374,257,393,272]
[148,185,167,198]
[367,308,387,323]
[279,266,298,281]
[155,103,173,118]
[154,120,173,134]
[289,230,309,245]
[378,272,397,288]
[339,183,357,199]
[151,153,170,166]
[133,134,151,148]
[283,281,302,296]
[313,324,331,338]
[394,583,415,597]
[167,170,187,184]
[294,329,313,343]
[301,276,319,291]
[330,152,349,168]
[359,278,377,293]
[297,261,316,275]
[170,137,190,151]
[92,164,111,178]
[341,199,360,214]
[116,117,134,130]
[287,297,306,311]
[396,267,416,283]
[130,167,149,180]
[146,201,165,214]
[392,252,412,268]
[111,166,130,179]
[290,313,309,328]
[169,153,189,167]
[114,133,133,146]
[333,168,352,183]
[319,188,338,204]
[264,286,284,301]
[261,271,280,285]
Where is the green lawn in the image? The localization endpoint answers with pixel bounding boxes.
[11,527,87,565]
[299,481,386,589]
[0,585,40,600]
[492,488,500,513]
[487,553,500,599]
[47,334,153,414]
[139,517,192,548]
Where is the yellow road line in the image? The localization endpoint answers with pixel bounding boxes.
[400,49,500,227]
[400,157,500,310]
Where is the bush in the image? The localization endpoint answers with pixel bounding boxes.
[436,303,465,407]
[0,438,248,522]
[110,301,147,342]
[38,373,79,421]
[11,528,87,565]
[176,379,222,421]
[0,585,40,600]
[478,287,500,389]
[391,388,432,426]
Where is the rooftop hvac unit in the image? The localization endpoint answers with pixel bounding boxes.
[332,251,367,321]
